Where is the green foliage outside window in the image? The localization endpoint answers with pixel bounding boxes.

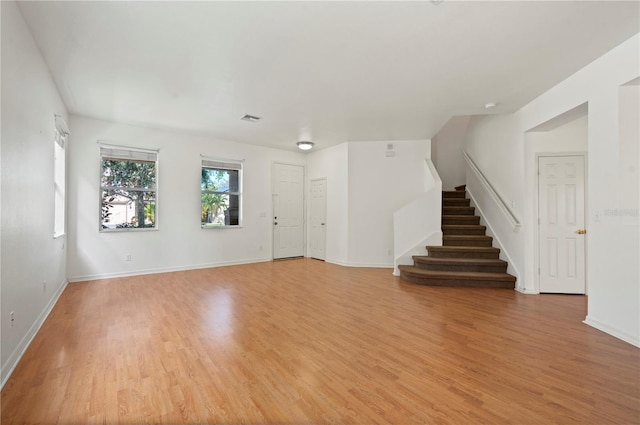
[201,168,240,227]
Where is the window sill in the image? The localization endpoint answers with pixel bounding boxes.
[99,227,159,233]
[201,225,243,229]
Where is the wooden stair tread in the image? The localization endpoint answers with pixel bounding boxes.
[442,190,466,198]
[443,235,492,240]
[442,225,486,230]
[413,256,507,266]
[443,206,474,212]
[442,216,481,225]
[427,245,500,252]
[442,198,470,206]
[442,225,487,235]
[443,235,493,247]
[399,266,516,282]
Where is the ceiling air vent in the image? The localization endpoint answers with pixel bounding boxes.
[241,114,261,123]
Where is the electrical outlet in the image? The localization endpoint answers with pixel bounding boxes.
[126,254,132,261]
[10,311,15,327]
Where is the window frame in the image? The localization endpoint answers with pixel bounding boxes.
[99,144,159,232]
[53,116,69,239]
[201,157,243,229]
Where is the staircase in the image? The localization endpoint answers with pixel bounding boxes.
[399,185,516,288]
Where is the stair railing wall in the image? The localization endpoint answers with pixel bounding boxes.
[393,159,442,276]
[463,152,521,229]
[464,151,523,286]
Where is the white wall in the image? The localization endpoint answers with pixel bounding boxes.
[527,114,588,153]
[347,140,429,267]
[306,143,349,265]
[67,115,305,281]
[1,1,69,385]
[432,116,470,190]
[465,34,640,345]
[307,140,430,268]
[463,113,526,288]
[585,83,639,344]
[525,114,588,293]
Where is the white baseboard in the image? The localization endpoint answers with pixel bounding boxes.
[325,258,348,267]
[68,257,273,282]
[325,259,393,269]
[345,262,394,269]
[583,316,640,347]
[515,286,538,294]
[1,278,69,390]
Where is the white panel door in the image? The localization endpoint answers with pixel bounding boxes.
[309,178,327,260]
[538,155,586,294]
[273,163,304,259]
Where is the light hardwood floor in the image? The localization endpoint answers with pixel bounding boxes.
[2,259,639,424]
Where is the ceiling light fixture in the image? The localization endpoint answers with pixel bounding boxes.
[297,141,315,151]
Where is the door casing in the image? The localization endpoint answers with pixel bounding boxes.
[272,162,306,259]
[536,153,588,294]
[309,178,327,260]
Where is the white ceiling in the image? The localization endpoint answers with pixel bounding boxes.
[17,1,640,152]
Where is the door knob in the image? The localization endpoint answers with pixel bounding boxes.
[321,223,325,226]
[576,229,586,235]
[274,222,278,226]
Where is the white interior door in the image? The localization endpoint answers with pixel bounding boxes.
[538,155,586,294]
[309,178,327,260]
[273,163,304,259]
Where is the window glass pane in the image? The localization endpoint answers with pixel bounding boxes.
[101,189,156,229]
[102,159,156,189]
[201,164,241,228]
[201,193,229,226]
[202,168,236,192]
[100,156,156,230]
[201,194,240,227]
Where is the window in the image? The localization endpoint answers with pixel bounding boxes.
[100,146,158,231]
[201,158,242,227]
[53,116,68,238]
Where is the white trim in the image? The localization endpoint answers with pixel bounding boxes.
[67,258,273,282]
[343,262,394,269]
[99,144,159,232]
[271,161,307,260]
[584,316,640,347]
[325,258,393,269]
[533,151,589,295]
[308,177,327,261]
[97,140,159,153]
[515,286,538,294]
[534,152,588,295]
[1,279,68,390]
[325,258,349,267]
[464,151,521,230]
[200,154,245,163]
